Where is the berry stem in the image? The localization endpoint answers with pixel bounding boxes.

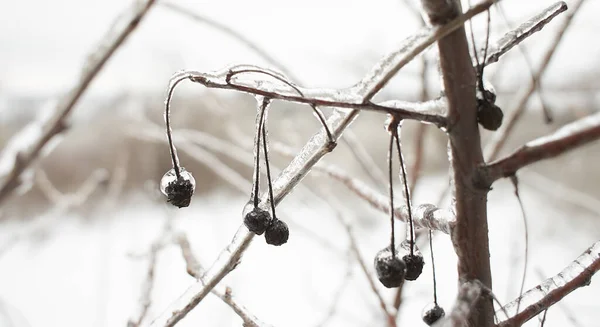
[429,229,439,305]
[252,99,268,208]
[394,127,415,256]
[387,132,396,258]
[260,99,277,220]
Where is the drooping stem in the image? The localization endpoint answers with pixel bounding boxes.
[260,100,277,219]
[164,73,194,179]
[388,133,396,258]
[429,230,439,305]
[394,126,415,255]
[251,98,269,207]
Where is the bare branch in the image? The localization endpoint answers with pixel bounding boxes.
[497,241,600,327]
[174,234,273,327]
[483,2,568,66]
[0,0,156,206]
[149,5,498,326]
[345,222,397,327]
[481,112,600,185]
[485,0,585,161]
[128,243,161,327]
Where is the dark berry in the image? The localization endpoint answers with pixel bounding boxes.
[374,247,406,288]
[422,303,445,325]
[244,207,272,235]
[265,218,289,246]
[397,240,425,281]
[160,168,196,208]
[477,101,504,131]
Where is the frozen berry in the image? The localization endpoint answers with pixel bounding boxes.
[477,101,503,131]
[374,247,406,288]
[422,303,445,325]
[160,167,195,208]
[244,207,272,235]
[265,218,289,246]
[397,240,425,281]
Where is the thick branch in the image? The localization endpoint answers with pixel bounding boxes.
[497,241,600,327]
[423,0,494,326]
[481,112,600,185]
[0,0,156,206]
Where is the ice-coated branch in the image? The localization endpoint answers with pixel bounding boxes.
[0,0,156,206]
[482,2,568,66]
[174,234,273,327]
[313,161,455,234]
[485,0,585,161]
[166,67,448,128]
[480,112,600,185]
[149,4,498,326]
[437,281,482,327]
[497,241,600,327]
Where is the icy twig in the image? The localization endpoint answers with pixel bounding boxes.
[497,241,600,327]
[480,112,600,185]
[128,243,162,327]
[345,221,397,327]
[485,0,583,161]
[314,261,353,327]
[0,0,156,206]
[314,160,454,234]
[168,67,447,128]
[482,2,568,66]
[149,5,496,326]
[174,234,272,327]
[341,130,387,188]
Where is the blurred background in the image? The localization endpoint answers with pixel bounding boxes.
[0,0,599,326]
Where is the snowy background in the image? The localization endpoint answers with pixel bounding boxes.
[0,0,599,326]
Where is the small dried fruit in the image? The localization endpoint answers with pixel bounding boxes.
[477,101,504,131]
[265,218,289,246]
[244,207,272,235]
[397,240,425,281]
[160,167,196,208]
[374,246,406,288]
[422,303,445,326]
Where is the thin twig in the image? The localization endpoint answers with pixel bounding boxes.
[485,0,582,161]
[497,241,600,327]
[314,260,354,327]
[0,0,156,206]
[128,243,161,327]
[149,4,500,326]
[481,112,600,185]
[346,222,397,327]
[509,176,529,318]
[174,234,272,327]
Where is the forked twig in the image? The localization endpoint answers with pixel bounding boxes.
[0,0,156,206]
[497,241,600,327]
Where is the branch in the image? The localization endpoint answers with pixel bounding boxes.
[485,0,584,161]
[169,67,448,127]
[422,0,493,326]
[482,2,568,66]
[0,0,156,206]
[149,4,498,326]
[174,234,273,327]
[497,241,600,327]
[480,112,600,185]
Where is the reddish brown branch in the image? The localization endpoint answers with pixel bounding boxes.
[481,112,600,185]
[422,1,494,326]
[497,241,600,327]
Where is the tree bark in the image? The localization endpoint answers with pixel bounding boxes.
[422,1,494,326]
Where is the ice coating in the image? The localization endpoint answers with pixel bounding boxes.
[159,167,196,197]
